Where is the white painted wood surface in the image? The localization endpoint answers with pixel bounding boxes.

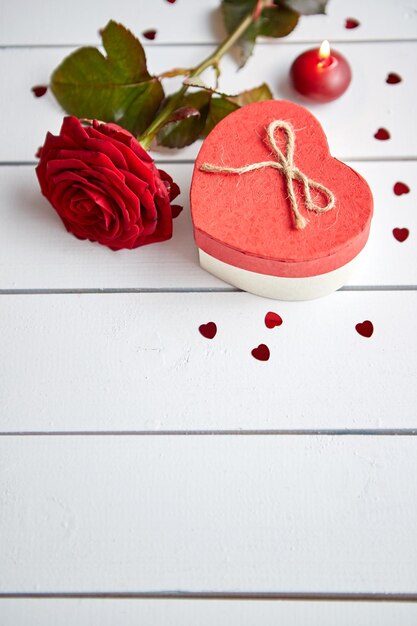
[1,600,417,626]
[0,162,414,289]
[1,436,417,592]
[1,41,415,163]
[1,291,416,432]
[0,600,417,626]
[1,0,416,45]
[1,0,417,621]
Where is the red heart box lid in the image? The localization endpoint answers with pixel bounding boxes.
[190,100,373,278]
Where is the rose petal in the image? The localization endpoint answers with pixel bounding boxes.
[60,116,90,142]
[36,117,181,250]
[171,204,183,218]
[158,168,181,201]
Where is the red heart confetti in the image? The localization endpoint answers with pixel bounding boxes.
[265,311,283,329]
[393,182,410,196]
[355,320,374,338]
[166,0,177,3]
[199,322,217,339]
[393,228,409,242]
[251,344,270,361]
[143,29,157,40]
[31,85,48,98]
[374,128,390,141]
[344,17,360,29]
[386,73,402,85]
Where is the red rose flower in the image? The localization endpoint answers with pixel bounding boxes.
[36,116,182,250]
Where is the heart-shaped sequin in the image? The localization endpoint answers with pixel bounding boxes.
[143,29,157,40]
[199,322,217,339]
[386,73,402,85]
[393,182,410,196]
[393,228,409,242]
[251,344,270,361]
[265,312,283,329]
[355,320,374,338]
[345,17,360,29]
[32,85,48,98]
[374,128,390,141]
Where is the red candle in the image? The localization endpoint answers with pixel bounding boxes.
[290,41,352,103]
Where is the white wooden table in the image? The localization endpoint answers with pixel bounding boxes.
[1,1,417,623]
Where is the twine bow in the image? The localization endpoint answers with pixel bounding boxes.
[200,120,335,230]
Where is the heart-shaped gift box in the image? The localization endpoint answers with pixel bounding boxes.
[190,100,373,300]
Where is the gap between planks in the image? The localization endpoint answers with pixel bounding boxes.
[0,286,417,295]
[1,430,417,436]
[2,157,417,167]
[0,592,416,602]
[1,38,417,50]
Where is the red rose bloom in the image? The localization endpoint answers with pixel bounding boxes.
[36,116,182,250]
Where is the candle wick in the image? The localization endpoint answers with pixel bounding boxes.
[318,56,333,69]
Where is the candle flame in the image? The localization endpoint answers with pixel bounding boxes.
[319,40,330,60]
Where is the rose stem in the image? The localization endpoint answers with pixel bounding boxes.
[138,0,267,150]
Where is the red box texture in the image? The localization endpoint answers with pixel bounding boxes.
[190,100,373,278]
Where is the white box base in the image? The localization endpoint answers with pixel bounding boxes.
[199,249,361,301]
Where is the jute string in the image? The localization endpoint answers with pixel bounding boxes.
[200,120,335,230]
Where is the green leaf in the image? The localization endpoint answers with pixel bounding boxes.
[222,0,257,34]
[156,81,272,148]
[258,5,299,38]
[221,0,299,67]
[203,97,240,137]
[221,0,257,66]
[50,21,164,136]
[280,0,329,16]
[227,82,273,106]
[157,91,212,148]
[203,82,273,137]
[100,20,149,79]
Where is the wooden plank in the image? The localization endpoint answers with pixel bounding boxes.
[354,161,416,286]
[0,161,415,290]
[1,291,416,432]
[1,599,417,626]
[1,0,416,46]
[1,41,415,164]
[0,164,220,291]
[1,435,417,592]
